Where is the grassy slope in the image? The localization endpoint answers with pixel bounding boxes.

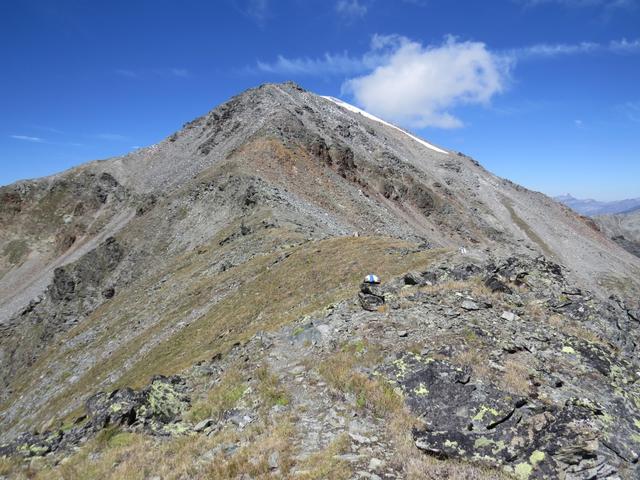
[5,232,444,430]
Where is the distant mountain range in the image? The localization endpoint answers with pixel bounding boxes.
[554,194,640,216]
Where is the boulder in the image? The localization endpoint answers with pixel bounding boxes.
[359,292,385,311]
[484,275,513,294]
[403,272,423,286]
[85,387,141,429]
[359,283,385,311]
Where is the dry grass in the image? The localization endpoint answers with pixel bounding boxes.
[185,368,247,423]
[417,278,494,297]
[525,299,548,321]
[30,432,213,480]
[317,341,396,417]
[296,433,352,480]
[500,355,532,396]
[0,456,22,477]
[9,417,297,480]
[205,420,296,479]
[451,348,494,382]
[546,314,608,347]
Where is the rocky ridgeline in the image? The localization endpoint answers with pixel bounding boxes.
[2,252,639,479]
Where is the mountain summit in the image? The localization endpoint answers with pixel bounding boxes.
[1,82,639,479]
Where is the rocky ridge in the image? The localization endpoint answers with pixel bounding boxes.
[1,252,639,479]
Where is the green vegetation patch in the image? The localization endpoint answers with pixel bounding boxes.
[3,239,29,265]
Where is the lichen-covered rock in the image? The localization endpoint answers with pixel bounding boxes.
[378,351,639,479]
[142,375,189,423]
[85,387,141,429]
[0,375,190,458]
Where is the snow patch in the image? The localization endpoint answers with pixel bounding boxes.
[321,96,448,155]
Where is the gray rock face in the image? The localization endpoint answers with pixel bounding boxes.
[461,300,480,311]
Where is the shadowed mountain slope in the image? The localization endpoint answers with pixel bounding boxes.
[595,209,640,258]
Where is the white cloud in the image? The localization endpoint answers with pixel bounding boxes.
[336,0,368,18]
[115,68,191,79]
[10,135,44,142]
[256,37,640,76]
[342,35,510,128]
[619,101,640,122]
[255,34,640,129]
[256,51,382,75]
[516,0,635,8]
[610,38,640,52]
[510,38,640,59]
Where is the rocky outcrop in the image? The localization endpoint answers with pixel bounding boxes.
[359,282,386,311]
[0,237,126,399]
[383,353,633,479]
[0,375,190,458]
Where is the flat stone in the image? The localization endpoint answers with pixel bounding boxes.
[333,453,363,463]
[501,311,517,321]
[357,471,381,480]
[228,412,254,429]
[461,300,480,311]
[368,457,385,471]
[397,330,408,337]
[349,432,373,444]
[193,418,214,432]
[268,451,279,470]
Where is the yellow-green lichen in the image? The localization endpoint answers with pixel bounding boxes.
[413,383,429,396]
[393,358,408,379]
[474,437,493,448]
[147,381,185,420]
[492,440,506,454]
[161,422,191,435]
[529,450,545,465]
[473,405,500,421]
[562,346,576,354]
[514,462,533,479]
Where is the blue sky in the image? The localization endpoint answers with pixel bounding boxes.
[1,0,639,200]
